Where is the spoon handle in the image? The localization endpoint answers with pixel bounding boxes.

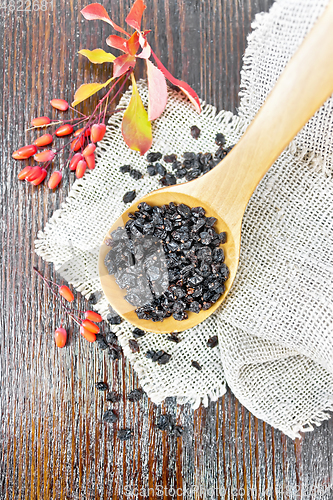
[189,0,333,228]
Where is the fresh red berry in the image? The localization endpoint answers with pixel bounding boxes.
[34,150,55,162]
[74,127,90,137]
[33,134,53,147]
[82,143,96,157]
[84,310,102,323]
[55,327,67,348]
[31,116,51,127]
[69,153,83,171]
[80,326,96,343]
[48,171,62,189]
[81,319,99,334]
[12,145,37,160]
[55,124,74,137]
[25,166,43,182]
[31,168,47,185]
[59,285,74,302]
[85,154,95,170]
[50,99,69,111]
[71,136,85,152]
[18,166,33,180]
[76,160,86,178]
[90,123,106,143]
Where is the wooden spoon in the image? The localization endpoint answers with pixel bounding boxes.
[99,1,333,333]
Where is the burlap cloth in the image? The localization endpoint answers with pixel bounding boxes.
[35,0,333,439]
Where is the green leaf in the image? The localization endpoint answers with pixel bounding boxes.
[72,78,114,107]
[78,48,116,64]
[121,74,152,155]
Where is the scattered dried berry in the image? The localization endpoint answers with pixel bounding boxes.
[132,328,146,338]
[96,381,108,391]
[120,164,131,173]
[156,414,171,431]
[146,349,172,364]
[108,345,122,360]
[191,360,202,371]
[207,335,218,348]
[129,339,140,353]
[215,133,225,146]
[127,388,144,402]
[164,154,177,163]
[130,169,143,180]
[173,425,183,437]
[103,409,118,423]
[105,331,118,343]
[117,428,133,441]
[146,151,162,162]
[167,333,181,343]
[107,311,122,325]
[95,334,109,350]
[147,164,157,176]
[106,391,120,402]
[155,163,166,176]
[190,125,201,139]
[123,190,136,203]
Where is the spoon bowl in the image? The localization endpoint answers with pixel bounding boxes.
[99,188,239,333]
[99,0,333,333]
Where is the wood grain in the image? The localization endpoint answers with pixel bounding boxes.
[1,1,332,499]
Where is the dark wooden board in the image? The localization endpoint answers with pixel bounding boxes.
[1,0,332,498]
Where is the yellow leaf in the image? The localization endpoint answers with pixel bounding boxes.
[121,74,152,155]
[72,78,114,107]
[78,48,116,64]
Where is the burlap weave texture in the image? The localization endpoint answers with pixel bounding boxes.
[35,0,333,438]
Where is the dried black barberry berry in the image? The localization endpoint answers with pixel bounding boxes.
[88,291,102,304]
[130,169,143,180]
[147,164,157,176]
[95,334,109,350]
[207,335,218,348]
[105,331,117,343]
[123,190,136,203]
[191,360,202,371]
[157,352,172,365]
[215,133,225,146]
[103,409,118,423]
[156,414,171,431]
[155,163,166,176]
[118,428,133,440]
[146,151,162,162]
[133,327,146,338]
[96,381,108,391]
[106,391,121,402]
[167,333,181,343]
[173,425,183,437]
[129,339,140,353]
[190,125,201,139]
[108,345,122,360]
[164,154,177,163]
[127,388,144,402]
[119,164,131,173]
[107,313,122,325]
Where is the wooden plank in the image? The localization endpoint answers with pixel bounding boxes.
[1,0,332,499]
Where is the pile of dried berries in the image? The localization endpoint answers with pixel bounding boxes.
[104,202,229,322]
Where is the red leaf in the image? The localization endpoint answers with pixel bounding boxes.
[113,54,136,78]
[136,33,151,59]
[151,50,201,113]
[125,0,146,31]
[81,3,129,36]
[126,32,140,56]
[106,35,128,53]
[122,74,152,155]
[146,59,168,121]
